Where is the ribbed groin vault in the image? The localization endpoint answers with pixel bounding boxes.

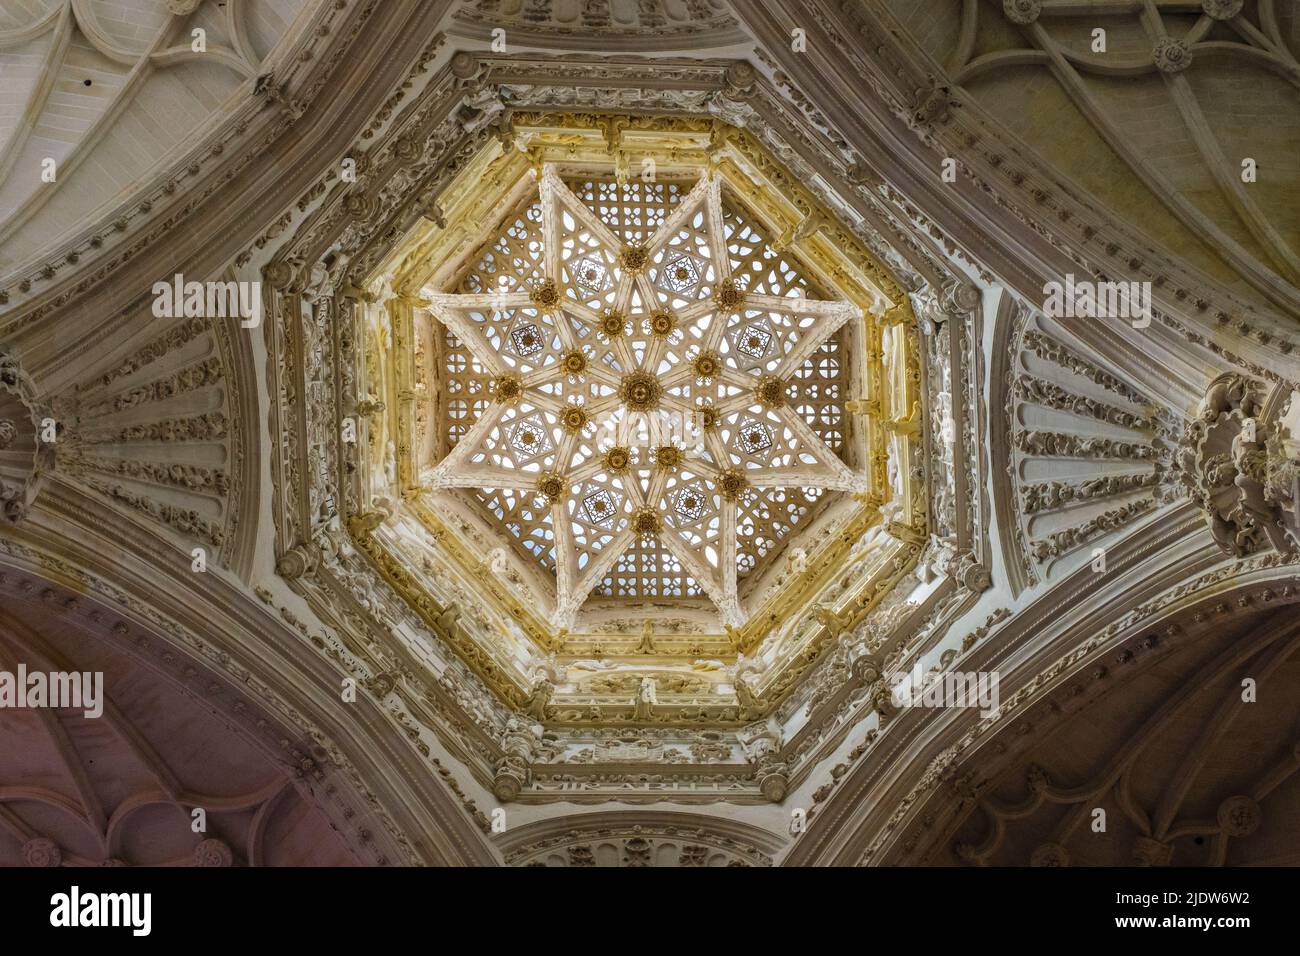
[0,0,1296,866]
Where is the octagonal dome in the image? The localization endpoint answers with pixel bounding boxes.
[356,117,915,659]
[333,112,924,738]
[418,157,873,633]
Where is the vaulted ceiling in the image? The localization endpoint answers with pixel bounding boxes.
[0,0,1296,867]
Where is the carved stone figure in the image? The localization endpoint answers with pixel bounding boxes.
[632,677,658,720]
[521,677,553,721]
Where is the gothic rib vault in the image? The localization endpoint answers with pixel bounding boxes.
[0,0,1297,867]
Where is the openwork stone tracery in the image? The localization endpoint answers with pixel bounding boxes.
[423,162,866,630]
[274,103,935,789]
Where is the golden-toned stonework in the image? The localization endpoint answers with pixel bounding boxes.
[5,0,1298,869]
[348,115,923,729]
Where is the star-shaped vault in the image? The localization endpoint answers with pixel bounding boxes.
[422,165,867,630]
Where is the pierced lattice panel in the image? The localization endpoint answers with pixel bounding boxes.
[454,197,547,294]
[470,487,557,574]
[439,327,494,451]
[591,534,704,599]
[735,486,826,579]
[721,192,823,299]
[790,337,847,454]
[563,177,688,244]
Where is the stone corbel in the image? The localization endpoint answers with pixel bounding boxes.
[1182,372,1299,556]
[814,604,855,639]
[449,51,485,89]
[262,260,296,291]
[456,83,506,136]
[772,212,825,255]
[740,720,787,801]
[347,508,390,538]
[845,398,881,416]
[493,716,541,801]
[952,550,993,593]
[939,278,981,319]
[721,61,758,102]
[488,110,518,154]
[885,401,921,437]
[338,281,372,303]
[275,542,318,580]
[887,520,927,546]
[912,280,978,334]
[754,757,790,803]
